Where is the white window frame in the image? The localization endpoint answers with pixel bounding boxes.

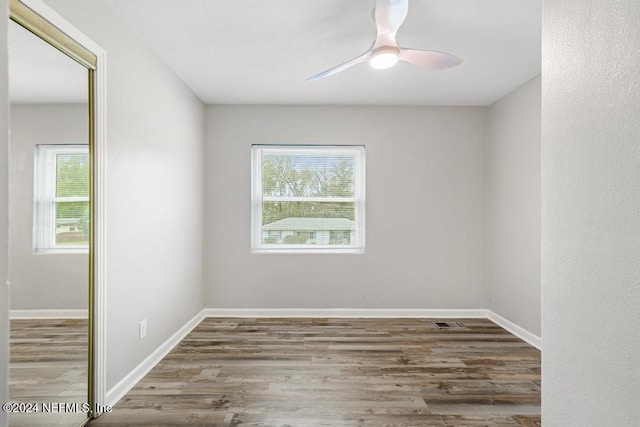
[251,145,366,254]
[33,144,89,253]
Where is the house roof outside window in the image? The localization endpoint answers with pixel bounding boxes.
[262,217,355,232]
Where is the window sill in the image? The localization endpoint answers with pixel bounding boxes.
[34,248,89,255]
[252,247,365,255]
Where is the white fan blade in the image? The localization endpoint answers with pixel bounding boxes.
[375,0,408,36]
[306,52,371,81]
[399,49,463,70]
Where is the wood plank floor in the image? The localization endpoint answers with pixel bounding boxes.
[9,318,89,426]
[90,318,540,426]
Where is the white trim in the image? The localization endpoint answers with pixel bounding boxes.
[203,309,541,349]
[92,48,108,417]
[487,310,541,350]
[253,247,365,255]
[105,309,206,408]
[203,308,488,318]
[251,145,366,253]
[10,309,88,319]
[103,307,541,409]
[34,248,89,255]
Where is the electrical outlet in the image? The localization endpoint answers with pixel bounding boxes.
[139,319,147,340]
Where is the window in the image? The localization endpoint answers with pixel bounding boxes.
[251,145,365,253]
[34,145,89,252]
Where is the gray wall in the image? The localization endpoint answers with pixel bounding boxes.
[4,2,639,425]
[45,0,206,390]
[542,0,640,424]
[487,76,541,337]
[9,104,88,310]
[205,105,487,309]
[1,0,9,424]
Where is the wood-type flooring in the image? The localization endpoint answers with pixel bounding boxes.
[9,318,89,426]
[90,317,540,426]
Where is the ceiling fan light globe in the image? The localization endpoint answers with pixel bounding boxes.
[370,51,399,69]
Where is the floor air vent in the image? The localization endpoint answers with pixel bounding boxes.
[433,321,465,329]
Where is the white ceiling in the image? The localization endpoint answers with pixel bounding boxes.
[105,0,541,106]
[8,20,87,104]
[8,0,541,106]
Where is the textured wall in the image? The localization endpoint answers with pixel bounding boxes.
[542,0,640,424]
[45,0,206,391]
[488,76,541,337]
[206,105,487,310]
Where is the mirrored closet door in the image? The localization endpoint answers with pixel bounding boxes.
[7,18,90,427]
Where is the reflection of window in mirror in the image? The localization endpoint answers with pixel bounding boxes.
[33,144,90,252]
[8,15,92,427]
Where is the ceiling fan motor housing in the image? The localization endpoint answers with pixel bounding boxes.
[370,46,401,69]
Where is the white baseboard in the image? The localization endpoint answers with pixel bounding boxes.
[105,309,206,408]
[487,310,541,350]
[105,307,540,409]
[204,308,541,350]
[203,308,488,318]
[10,309,88,319]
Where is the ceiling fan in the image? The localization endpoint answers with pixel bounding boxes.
[307,0,462,81]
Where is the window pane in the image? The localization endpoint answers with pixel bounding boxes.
[55,201,89,246]
[252,145,365,253]
[262,201,355,245]
[56,153,89,197]
[262,153,355,197]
